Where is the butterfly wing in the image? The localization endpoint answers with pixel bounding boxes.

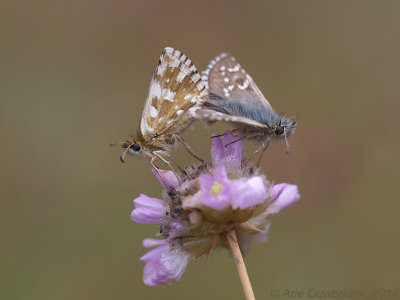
[190,106,268,128]
[201,53,273,111]
[140,47,207,138]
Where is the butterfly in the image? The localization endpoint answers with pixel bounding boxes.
[190,53,297,165]
[115,47,207,174]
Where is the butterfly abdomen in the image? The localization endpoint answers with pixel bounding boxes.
[207,97,280,128]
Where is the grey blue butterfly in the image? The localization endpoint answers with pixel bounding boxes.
[190,53,296,163]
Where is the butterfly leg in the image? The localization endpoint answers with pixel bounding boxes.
[224,136,246,147]
[224,132,261,148]
[169,157,185,174]
[256,141,270,167]
[211,133,226,139]
[149,157,167,187]
[244,145,264,165]
[173,134,204,163]
[153,151,182,184]
[211,129,239,139]
[244,140,270,166]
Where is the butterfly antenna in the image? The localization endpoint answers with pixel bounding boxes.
[109,142,125,147]
[120,141,134,163]
[284,128,291,154]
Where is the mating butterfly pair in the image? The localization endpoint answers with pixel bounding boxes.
[115,47,296,173]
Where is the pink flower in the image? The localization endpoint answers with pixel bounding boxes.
[130,131,300,286]
[130,194,166,224]
[199,165,266,210]
[152,168,180,189]
[140,239,189,286]
[266,183,301,215]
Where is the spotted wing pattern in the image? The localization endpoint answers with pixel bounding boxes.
[191,53,271,128]
[189,106,268,128]
[140,47,207,138]
[201,53,273,110]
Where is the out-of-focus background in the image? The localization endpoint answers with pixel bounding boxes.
[1,1,399,299]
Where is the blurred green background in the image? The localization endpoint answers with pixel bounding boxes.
[1,1,399,299]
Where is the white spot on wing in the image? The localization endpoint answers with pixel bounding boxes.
[223,88,230,97]
[148,81,162,100]
[140,117,147,134]
[164,47,174,55]
[184,59,192,66]
[150,106,158,118]
[184,94,192,100]
[157,116,164,124]
[164,89,176,101]
[176,110,184,115]
[145,125,154,133]
[227,64,241,72]
[189,106,198,117]
[238,79,249,90]
[224,77,229,83]
[191,73,200,82]
[176,69,186,83]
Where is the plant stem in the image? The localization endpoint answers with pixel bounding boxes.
[226,229,256,300]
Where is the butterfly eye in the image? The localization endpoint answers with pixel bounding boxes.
[131,142,141,151]
[275,125,284,135]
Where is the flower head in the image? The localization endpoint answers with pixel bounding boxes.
[211,131,244,170]
[140,239,189,286]
[130,131,300,286]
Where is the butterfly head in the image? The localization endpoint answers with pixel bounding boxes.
[271,116,296,153]
[274,117,296,138]
[120,139,144,162]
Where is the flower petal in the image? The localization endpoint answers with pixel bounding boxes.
[211,132,224,164]
[168,221,183,239]
[231,176,266,210]
[251,222,271,243]
[142,238,166,248]
[240,222,271,254]
[211,131,244,168]
[213,164,230,182]
[199,166,231,210]
[152,168,180,189]
[141,241,190,286]
[266,183,300,215]
[140,240,168,263]
[156,249,190,284]
[143,260,160,286]
[131,194,166,224]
